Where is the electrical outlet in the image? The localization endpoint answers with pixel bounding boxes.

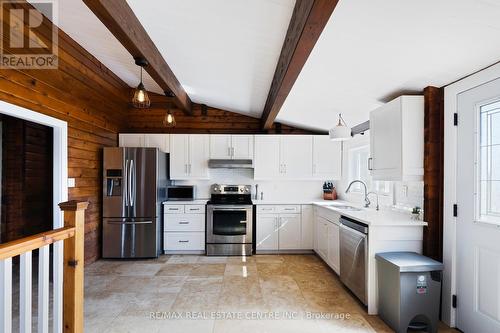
[67,178,76,188]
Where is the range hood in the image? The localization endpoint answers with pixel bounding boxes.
[208,159,253,169]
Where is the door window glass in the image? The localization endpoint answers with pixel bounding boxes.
[478,100,500,224]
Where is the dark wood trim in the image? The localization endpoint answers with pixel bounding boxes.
[423,86,444,261]
[83,0,192,114]
[261,0,339,129]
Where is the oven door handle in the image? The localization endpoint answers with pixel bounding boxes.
[211,208,250,212]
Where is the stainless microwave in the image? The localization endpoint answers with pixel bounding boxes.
[166,186,195,201]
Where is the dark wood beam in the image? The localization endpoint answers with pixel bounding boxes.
[83,0,192,115]
[423,86,445,261]
[261,0,339,129]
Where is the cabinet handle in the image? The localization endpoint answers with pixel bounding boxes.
[283,164,287,174]
[368,157,373,171]
[284,208,295,211]
[178,240,190,243]
[231,147,235,156]
[179,221,189,224]
[188,164,192,174]
[169,208,179,211]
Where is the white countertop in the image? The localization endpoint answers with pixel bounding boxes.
[163,199,208,205]
[312,201,427,227]
[253,199,331,205]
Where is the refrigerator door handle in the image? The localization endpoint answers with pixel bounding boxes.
[129,159,134,207]
[124,159,129,207]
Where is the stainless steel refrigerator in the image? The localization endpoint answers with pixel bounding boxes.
[102,147,168,258]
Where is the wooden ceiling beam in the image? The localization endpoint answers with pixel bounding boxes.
[261,0,339,129]
[83,0,192,115]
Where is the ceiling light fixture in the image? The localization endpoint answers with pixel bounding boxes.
[329,113,352,141]
[163,95,176,128]
[132,57,151,108]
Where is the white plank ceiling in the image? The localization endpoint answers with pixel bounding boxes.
[32,0,500,130]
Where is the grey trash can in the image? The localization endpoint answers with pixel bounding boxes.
[375,252,444,333]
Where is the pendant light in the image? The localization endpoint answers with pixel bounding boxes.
[132,57,151,108]
[329,113,352,141]
[163,96,176,128]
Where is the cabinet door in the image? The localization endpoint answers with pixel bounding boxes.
[119,134,144,147]
[301,205,313,249]
[231,135,254,160]
[370,99,402,176]
[256,214,279,251]
[317,217,329,260]
[188,134,209,179]
[169,134,189,179]
[144,134,169,153]
[278,214,301,250]
[312,136,341,179]
[209,135,231,159]
[281,136,313,179]
[254,135,281,180]
[327,222,340,274]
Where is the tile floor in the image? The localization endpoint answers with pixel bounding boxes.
[85,254,458,333]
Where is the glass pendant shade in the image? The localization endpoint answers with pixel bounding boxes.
[329,113,352,141]
[163,102,176,128]
[132,66,151,108]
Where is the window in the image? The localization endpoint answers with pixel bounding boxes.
[478,100,500,224]
[347,144,392,196]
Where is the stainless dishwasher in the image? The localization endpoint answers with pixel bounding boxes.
[340,216,368,305]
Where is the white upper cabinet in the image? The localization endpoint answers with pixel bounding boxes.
[170,134,209,180]
[209,135,232,159]
[369,96,424,181]
[119,134,144,147]
[231,135,254,159]
[144,134,170,153]
[254,135,313,180]
[209,135,254,160]
[254,135,281,179]
[280,136,313,179]
[119,134,169,153]
[312,136,342,180]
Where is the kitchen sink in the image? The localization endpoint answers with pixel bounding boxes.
[323,204,363,211]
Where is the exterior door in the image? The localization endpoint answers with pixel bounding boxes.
[457,77,500,333]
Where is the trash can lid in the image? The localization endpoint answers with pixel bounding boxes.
[375,252,444,273]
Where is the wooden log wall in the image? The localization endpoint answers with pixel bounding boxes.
[423,86,445,261]
[0,2,130,263]
[127,94,316,134]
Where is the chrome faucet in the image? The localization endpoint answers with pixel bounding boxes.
[367,192,380,210]
[345,180,371,208]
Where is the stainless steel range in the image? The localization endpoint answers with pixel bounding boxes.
[206,184,253,256]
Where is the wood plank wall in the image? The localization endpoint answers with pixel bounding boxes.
[0,2,130,263]
[1,115,53,242]
[127,94,317,134]
[423,86,445,261]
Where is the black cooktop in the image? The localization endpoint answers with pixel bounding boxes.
[208,194,252,205]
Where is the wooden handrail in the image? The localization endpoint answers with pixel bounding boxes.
[0,226,76,260]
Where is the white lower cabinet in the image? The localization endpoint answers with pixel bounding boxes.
[256,205,308,252]
[164,204,205,253]
[314,206,341,274]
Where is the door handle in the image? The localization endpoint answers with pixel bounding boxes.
[107,220,153,225]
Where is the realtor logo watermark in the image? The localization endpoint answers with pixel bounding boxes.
[0,0,58,69]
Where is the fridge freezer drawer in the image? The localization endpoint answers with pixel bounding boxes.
[103,218,158,258]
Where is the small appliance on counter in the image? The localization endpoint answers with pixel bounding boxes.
[166,185,195,201]
[323,181,337,200]
[206,184,254,256]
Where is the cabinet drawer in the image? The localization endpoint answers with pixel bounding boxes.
[276,205,301,214]
[164,232,205,251]
[165,214,205,232]
[164,205,184,214]
[257,206,276,214]
[184,205,205,213]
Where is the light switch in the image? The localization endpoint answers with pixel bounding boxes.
[67,178,76,188]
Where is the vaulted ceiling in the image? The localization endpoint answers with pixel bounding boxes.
[31,0,500,131]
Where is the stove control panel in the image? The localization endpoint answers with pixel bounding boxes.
[210,184,251,195]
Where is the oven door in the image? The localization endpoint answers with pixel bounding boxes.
[206,205,253,244]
